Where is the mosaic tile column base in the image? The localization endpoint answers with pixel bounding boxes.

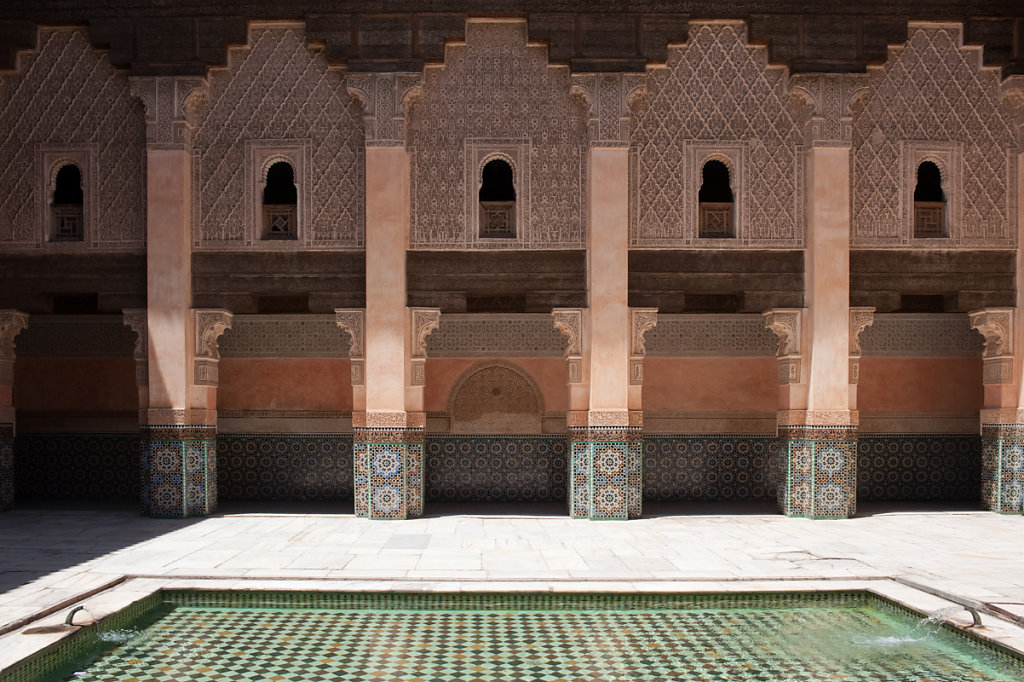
[981,425,1024,514]
[354,428,424,519]
[569,427,642,520]
[0,424,13,511]
[777,426,857,519]
[141,425,217,518]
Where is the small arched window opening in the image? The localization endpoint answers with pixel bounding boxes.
[698,160,734,238]
[914,161,946,238]
[263,161,297,239]
[51,164,83,241]
[479,159,516,238]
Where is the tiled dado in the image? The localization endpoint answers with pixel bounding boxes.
[425,436,568,503]
[857,435,981,502]
[569,427,642,520]
[353,428,424,520]
[0,423,12,510]
[642,437,783,502]
[216,435,353,502]
[777,426,857,519]
[981,425,1024,514]
[141,425,216,518]
[14,433,141,503]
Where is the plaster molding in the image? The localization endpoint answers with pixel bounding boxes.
[629,307,658,386]
[335,309,365,386]
[848,306,875,386]
[969,308,1013,358]
[552,308,584,385]
[347,73,422,146]
[763,308,802,384]
[410,308,442,359]
[129,76,208,150]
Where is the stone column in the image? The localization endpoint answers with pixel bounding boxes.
[349,74,427,519]
[130,76,223,518]
[971,308,1023,514]
[0,311,29,510]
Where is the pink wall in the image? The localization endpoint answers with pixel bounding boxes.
[218,359,353,411]
[424,358,569,413]
[858,357,983,414]
[641,358,778,413]
[13,358,137,412]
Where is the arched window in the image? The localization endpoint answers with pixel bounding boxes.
[698,160,734,238]
[51,164,83,241]
[263,161,297,239]
[914,161,946,238]
[479,158,516,238]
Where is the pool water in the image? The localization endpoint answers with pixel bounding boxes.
[31,592,1024,682]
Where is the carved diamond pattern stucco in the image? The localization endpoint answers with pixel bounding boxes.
[193,24,364,250]
[407,20,587,250]
[0,28,145,250]
[852,24,1018,247]
[631,21,803,248]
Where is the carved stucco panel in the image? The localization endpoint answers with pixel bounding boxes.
[631,21,803,248]
[193,24,364,249]
[0,29,145,249]
[852,23,1018,248]
[407,19,587,250]
[193,309,233,387]
[552,308,584,385]
[763,308,802,385]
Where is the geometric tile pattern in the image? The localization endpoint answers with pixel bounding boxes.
[778,427,857,519]
[140,426,216,519]
[13,432,141,504]
[643,436,783,502]
[858,435,981,502]
[569,427,642,519]
[981,425,1024,515]
[59,597,1023,682]
[0,423,12,511]
[353,428,424,520]
[216,434,353,502]
[425,436,568,503]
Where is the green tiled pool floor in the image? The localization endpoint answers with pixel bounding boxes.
[59,602,1020,682]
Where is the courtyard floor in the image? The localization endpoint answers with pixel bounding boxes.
[1,502,1023,670]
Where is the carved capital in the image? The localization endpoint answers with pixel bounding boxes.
[849,307,876,357]
[969,308,1013,358]
[571,73,646,146]
[348,73,422,146]
[122,309,148,386]
[129,76,208,150]
[410,308,441,359]
[788,73,865,147]
[0,310,29,364]
[334,309,365,358]
[552,308,583,357]
[630,308,658,356]
[763,309,802,359]
[193,309,233,387]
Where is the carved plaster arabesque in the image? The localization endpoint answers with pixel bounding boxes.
[777,409,858,427]
[410,308,441,387]
[36,144,96,247]
[407,19,586,250]
[848,307,875,385]
[193,309,233,386]
[129,76,207,151]
[552,308,584,384]
[629,308,658,386]
[121,309,148,386]
[334,308,365,386]
[762,309,802,384]
[969,307,1014,385]
[243,140,312,248]
[789,73,866,148]
[851,23,1017,248]
[0,311,29,386]
[0,29,145,250]
[631,21,803,248]
[193,24,363,249]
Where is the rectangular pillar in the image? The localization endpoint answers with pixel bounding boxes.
[356,144,421,519]
[570,146,641,519]
[775,144,857,518]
